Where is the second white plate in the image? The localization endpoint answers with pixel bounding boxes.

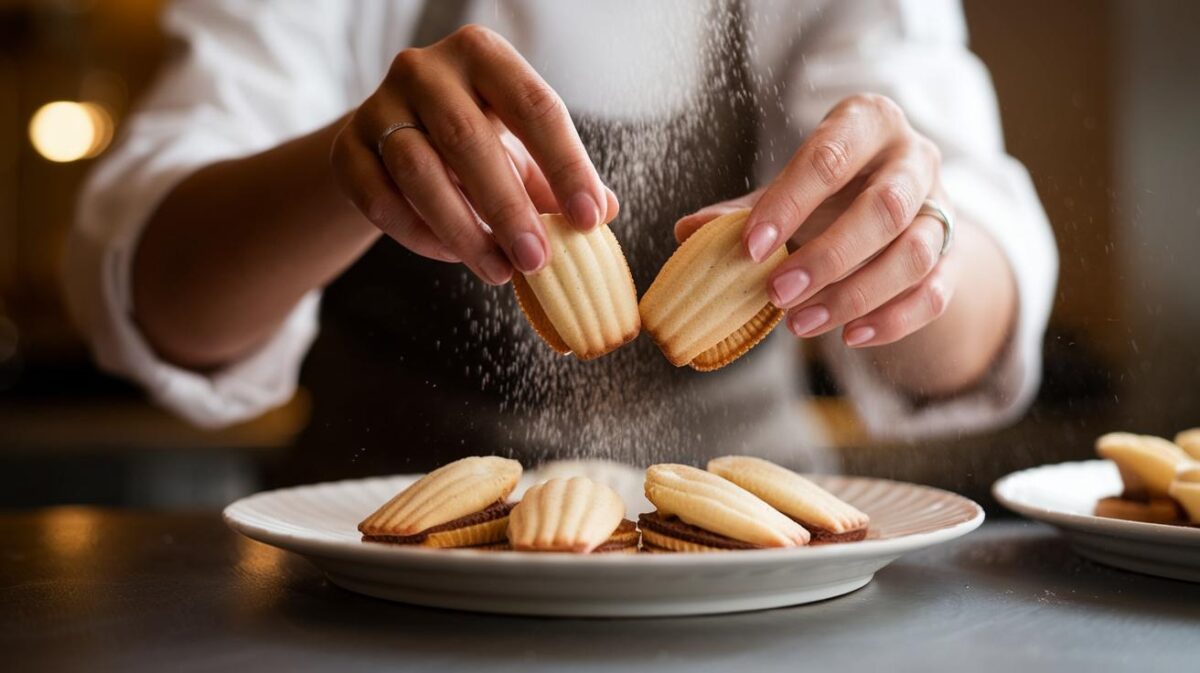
[224,463,983,617]
[993,460,1200,582]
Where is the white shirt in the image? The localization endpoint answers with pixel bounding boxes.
[66,0,1058,441]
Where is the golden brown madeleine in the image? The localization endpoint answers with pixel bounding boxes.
[1095,432,1189,498]
[1093,496,1183,525]
[639,209,788,371]
[512,213,640,360]
[1169,466,1200,523]
[644,464,809,547]
[1175,428,1200,460]
[358,456,522,542]
[593,519,640,553]
[707,456,869,542]
[508,476,626,553]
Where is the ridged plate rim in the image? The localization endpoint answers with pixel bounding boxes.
[224,470,984,568]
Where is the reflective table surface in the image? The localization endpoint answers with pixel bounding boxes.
[2,510,1196,672]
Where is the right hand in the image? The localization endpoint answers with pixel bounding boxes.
[331,25,617,285]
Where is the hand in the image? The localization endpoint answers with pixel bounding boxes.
[677,94,954,349]
[331,25,618,285]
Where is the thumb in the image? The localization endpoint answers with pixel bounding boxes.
[673,189,765,243]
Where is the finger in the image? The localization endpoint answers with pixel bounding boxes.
[782,214,946,339]
[498,123,619,223]
[449,26,609,230]
[496,123,557,213]
[841,260,955,348]
[674,189,764,243]
[365,104,514,285]
[400,72,551,275]
[744,94,909,261]
[767,141,938,310]
[331,125,459,263]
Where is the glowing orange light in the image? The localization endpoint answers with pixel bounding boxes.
[28,101,114,163]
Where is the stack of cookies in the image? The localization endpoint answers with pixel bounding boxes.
[640,458,870,552]
[358,455,871,553]
[1093,429,1200,525]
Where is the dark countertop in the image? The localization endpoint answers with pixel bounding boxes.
[2,508,1197,672]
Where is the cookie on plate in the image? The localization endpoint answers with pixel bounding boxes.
[358,456,521,547]
[640,463,809,552]
[1168,466,1200,524]
[507,476,630,553]
[1095,432,1189,498]
[707,456,870,543]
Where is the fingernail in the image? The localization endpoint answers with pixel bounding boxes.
[747,223,779,262]
[788,305,830,336]
[603,186,620,222]
[566,192,600,230]
[511,232,546,273]
[844,325,876,347]
[771,269,810,307]
[480,252,513,285]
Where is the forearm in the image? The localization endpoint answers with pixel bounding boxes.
[868,220,1017,397]
[133,113,380,370]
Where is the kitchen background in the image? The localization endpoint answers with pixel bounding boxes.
[1,0,1198,509]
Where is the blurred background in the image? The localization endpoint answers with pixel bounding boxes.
[1,0,1197,510]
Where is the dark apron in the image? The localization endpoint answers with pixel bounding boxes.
[273,1,817,484]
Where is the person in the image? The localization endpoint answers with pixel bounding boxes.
[65,0,1057,481]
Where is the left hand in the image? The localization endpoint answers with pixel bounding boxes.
[676,94,955,349]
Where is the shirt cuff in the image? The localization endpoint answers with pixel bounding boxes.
[67,150,320,429]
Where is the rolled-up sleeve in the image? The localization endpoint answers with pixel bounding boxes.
[65,0,353,428]
[751,0,1059,439]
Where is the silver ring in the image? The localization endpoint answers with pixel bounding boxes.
[376,121,426,157]
[918,199,954,256]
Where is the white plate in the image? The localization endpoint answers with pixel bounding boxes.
[224,463,983,617]
[993,460,1200,582]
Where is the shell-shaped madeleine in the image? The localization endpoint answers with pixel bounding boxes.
[644,464,809,547]
[707,456,869,534]
[1095,432,1189,498]
[1094,496,1183,524]
[358,456,522,536]
[513,213,640,360]
[1175,428,1200,460]
[1169,466,1200,523]
[639,209,787,371]
[508,477,625,552]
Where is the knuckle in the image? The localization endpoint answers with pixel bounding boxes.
[808,138,852,188]
[434,108,485,155]
[482,198,530,231]
[925,279,950,317]
[862,93,905,124]
[904,227,940,279]
[821,238,854,279]
[838,94,872,118]
[512,80,565,126]
[873,181,915,236]
[388,48,426,83]
[453,24,503,57]
[544,153,593,189]
[918,136,942,166]
[358,193,392,229]
[386,140,438,185]
[844,283,873,318]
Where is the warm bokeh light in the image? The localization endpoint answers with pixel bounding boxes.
[28,101,114,163]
